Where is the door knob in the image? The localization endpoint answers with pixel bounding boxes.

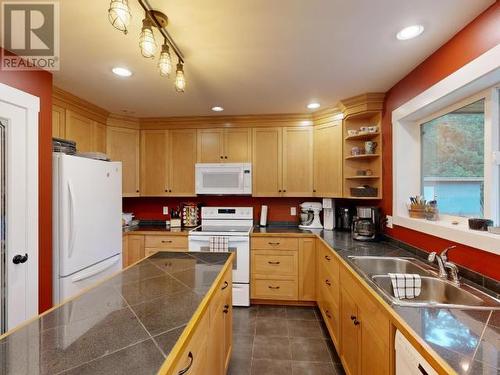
[13,253,28,264]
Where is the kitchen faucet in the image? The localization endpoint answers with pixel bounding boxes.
[427,245,460,285]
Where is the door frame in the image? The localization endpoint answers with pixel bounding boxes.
[0,82,39,330]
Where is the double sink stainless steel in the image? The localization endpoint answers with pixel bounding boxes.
[347,256,500,310]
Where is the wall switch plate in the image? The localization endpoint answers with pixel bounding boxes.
[386,215,393,229]
[291,207,297,216]
[163,206,169,215]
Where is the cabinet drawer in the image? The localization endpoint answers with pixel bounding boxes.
[252,250,297,276]
[318,291,340,348]
[168,310,209,375]
[144,235,188,249]
[318,242,340,281]
[252,279,298,300]
[318,260,340,305]
[252,237,298,250]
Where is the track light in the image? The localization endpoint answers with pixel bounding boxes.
[175,62,186,92]
[139,16,157,58]
[108,0,132,34]
[158,42,172,77]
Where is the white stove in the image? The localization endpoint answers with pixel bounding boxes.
[188,207,253,306]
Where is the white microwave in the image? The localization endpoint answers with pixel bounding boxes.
[195,163,252,195]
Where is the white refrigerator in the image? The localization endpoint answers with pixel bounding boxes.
[53,153,122,304]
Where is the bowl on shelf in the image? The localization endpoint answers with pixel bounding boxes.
[468,218,493,231]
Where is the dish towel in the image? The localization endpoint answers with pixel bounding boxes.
[209,236,229,252]
[388,273,421,299]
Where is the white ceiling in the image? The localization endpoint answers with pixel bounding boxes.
[53,0,494,117]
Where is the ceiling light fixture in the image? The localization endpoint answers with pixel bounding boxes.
[158,41,172,77]
[211,106,224,112]
[175,61,186,93]
[396,25,424,40]
[108,0,186,92]
[307,102,321,110]
[112,67,133,77]
[108,0,131,34]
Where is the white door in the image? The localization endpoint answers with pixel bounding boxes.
[0,83,39,332]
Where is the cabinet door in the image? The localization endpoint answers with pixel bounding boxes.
[314,122,343,197]
[140,130,169,196]
[282,127,313,196]
[224,128,252,162]
[360,315,390,375]
[298,238,316,301]
[252,128,282,197]
[92,122,107,153]
[106,127,140,196]
[207,297,225,375]
[341,288,359,375]
[52,105,66,138]
[124,235,144,267]
[197,129,224,162]
[169,129,197,196]
[65,110,93,152]
[223,288,232,373]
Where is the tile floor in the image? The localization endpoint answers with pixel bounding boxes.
[229,305,346,375]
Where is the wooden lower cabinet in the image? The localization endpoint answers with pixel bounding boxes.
[122,235,144,268]
[340,287,360,375]
[298,237,316,301]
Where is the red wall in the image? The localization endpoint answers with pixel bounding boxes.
[124,197,320,224]
[381,3,500,280]
[0,49,53,312]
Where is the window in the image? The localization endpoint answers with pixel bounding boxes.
[420,99,485,218]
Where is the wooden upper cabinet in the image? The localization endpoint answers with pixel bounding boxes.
[282,127,313,196]
[197,129,224,162]
[65,110,93,152]
[252,127,283,197]
[52,105,66,138]
[106,126,140,196]
[224,128,252,162]
[169,129,197,196]
[140,130,169,196]
[92,122,107,153]
[314,122,343,197]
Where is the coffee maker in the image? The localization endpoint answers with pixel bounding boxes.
[352,206,381,241]
[299,202,323,229]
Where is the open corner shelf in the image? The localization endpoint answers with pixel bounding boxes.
[344,132,380,141]
[345,154,380,160]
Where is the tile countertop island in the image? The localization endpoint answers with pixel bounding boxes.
[0,251,232,375]
[253,227,500,375]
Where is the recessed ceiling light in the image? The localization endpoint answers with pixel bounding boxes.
[112,67,132,77]
[307,102,321,110]
[396,25,424,40]
[211,106,224,112]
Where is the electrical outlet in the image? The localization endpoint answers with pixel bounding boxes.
[163,206,169,215]
[386,215,393,229]
[290,207,297,216]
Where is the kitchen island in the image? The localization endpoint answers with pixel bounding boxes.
[0,251,233,375]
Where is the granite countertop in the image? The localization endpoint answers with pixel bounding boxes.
[254,226,500,375]
[0,252,231,375]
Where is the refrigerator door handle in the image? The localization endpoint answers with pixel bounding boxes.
[68,181,76,258]
[71,256,120,283]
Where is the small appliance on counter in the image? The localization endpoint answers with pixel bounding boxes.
[259,205,268,227]
[322,198,334,230]
[352,206,381,241]
[299,202,323,229]
[336,207,352,231]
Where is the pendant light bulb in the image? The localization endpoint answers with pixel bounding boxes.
[139,17,157,58]
[158,43,172,77]
[108,0,131,34]
[175,62,186,93]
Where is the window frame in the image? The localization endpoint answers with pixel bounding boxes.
[392,44,500,255]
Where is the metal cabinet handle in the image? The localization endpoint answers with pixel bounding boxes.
[136,189,140,193]
[161,240,173,243]
[278,190,282,193]
[178,352,194,375]
[418,364,430,375]
[325,279,331,286]
[220,156,224,159]
[224,156,228,159]
[324,255,331,261]
[223,304,229,314]
[221,281,229,290]
[268,261,280,265]
[325,310,332,319]
[353,319,360,326]
[13,253,28,264]
[268,242,280,246]
[350,315,356,321]
[268,286,280,290]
